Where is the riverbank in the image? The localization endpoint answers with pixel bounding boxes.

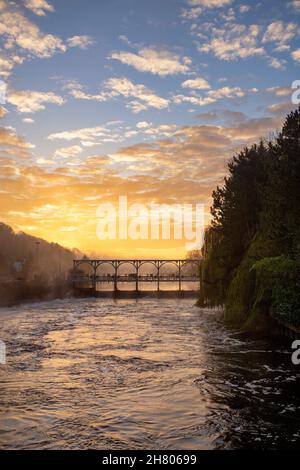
[0,279,74,308]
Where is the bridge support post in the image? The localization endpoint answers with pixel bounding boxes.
[135,262,139,292]
[157,265,160,292]
[178,262,182,292]
[92,262,97,296]
[114,263,118,293]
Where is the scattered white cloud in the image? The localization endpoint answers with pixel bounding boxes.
[181,77,211,90]
[181,7,202,20]
[7,90,65,113]
[70,77,169,113]
[274,44,291,53]
[182,0,233,20]
[288,1,300,12]
[267,86,292,97]
[54,145,83,158]
[188,0,233,7]
[136,121,151,128]
[0,54,24,77]
[173,94,214,107]
[239,4,250,13]
[198,23,264,60]
[106,77,169,112]
[110,47,191,76]
[173,86,245,107]
[292,48,300,63]
[67,35,95,49]
[23,0,54,16]
[143,124,178,137]
[267,56,287,70]
[22,117,34,123]
[0,125,35,149]
[0,2,94,70]
[220,7,235,22]
[0,8,66,58]
[48,122,124,147]
[207,86,245,100]
[262,21,297,45]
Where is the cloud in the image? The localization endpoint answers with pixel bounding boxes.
[181,7,202,19]
[23,0,54,16]
[67,35,95,49]
[54,145,83,159]
[262,21,297,45]
[239,5,250,13]
[0,107,7,118]
[267,102,297,116]
[0,126,34,152]
[7,90,65,113]
[0,2,94,76]
[267,86,292,97]
[267,56,287,70]
[288,1,300,11]
[106,77,169,110]
[48,122,124,146]
[182,0,233,19]
[1,108,290,255]
[207,86,245,100]
[292,48,300,63]
[109,47,191,76]
[188,0,233,7]
[197,109,248,125]
[198,23,264,60]
[136,121,151,129]
[181,77,211,90]
[173,86,246,107]
[0,7,66,58]
[0,54,24,77]
[22,117,34,124]
[70,77,169,113]
[274,44,291,53]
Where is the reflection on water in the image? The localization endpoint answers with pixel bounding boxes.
[0,298,300,449]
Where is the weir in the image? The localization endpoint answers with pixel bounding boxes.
[72,259,203,296]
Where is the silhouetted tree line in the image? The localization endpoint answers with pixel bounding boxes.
[0,223,83,305]
[198,107,300,330]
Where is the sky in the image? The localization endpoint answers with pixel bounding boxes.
[0,0,299,258]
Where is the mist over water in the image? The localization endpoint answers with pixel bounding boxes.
[0,298,300,449]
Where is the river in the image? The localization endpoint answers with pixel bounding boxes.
[0,297,300,449]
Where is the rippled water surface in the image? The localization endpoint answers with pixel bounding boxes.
[1,297,300,449]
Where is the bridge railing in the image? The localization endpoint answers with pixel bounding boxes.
[72,259,203,293]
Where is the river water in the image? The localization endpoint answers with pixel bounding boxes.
[0,297,300,449]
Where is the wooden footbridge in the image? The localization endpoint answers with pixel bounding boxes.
[72,259,203,296]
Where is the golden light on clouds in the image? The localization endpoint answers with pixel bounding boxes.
[0,109,288,257]
[0,0,297,258]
